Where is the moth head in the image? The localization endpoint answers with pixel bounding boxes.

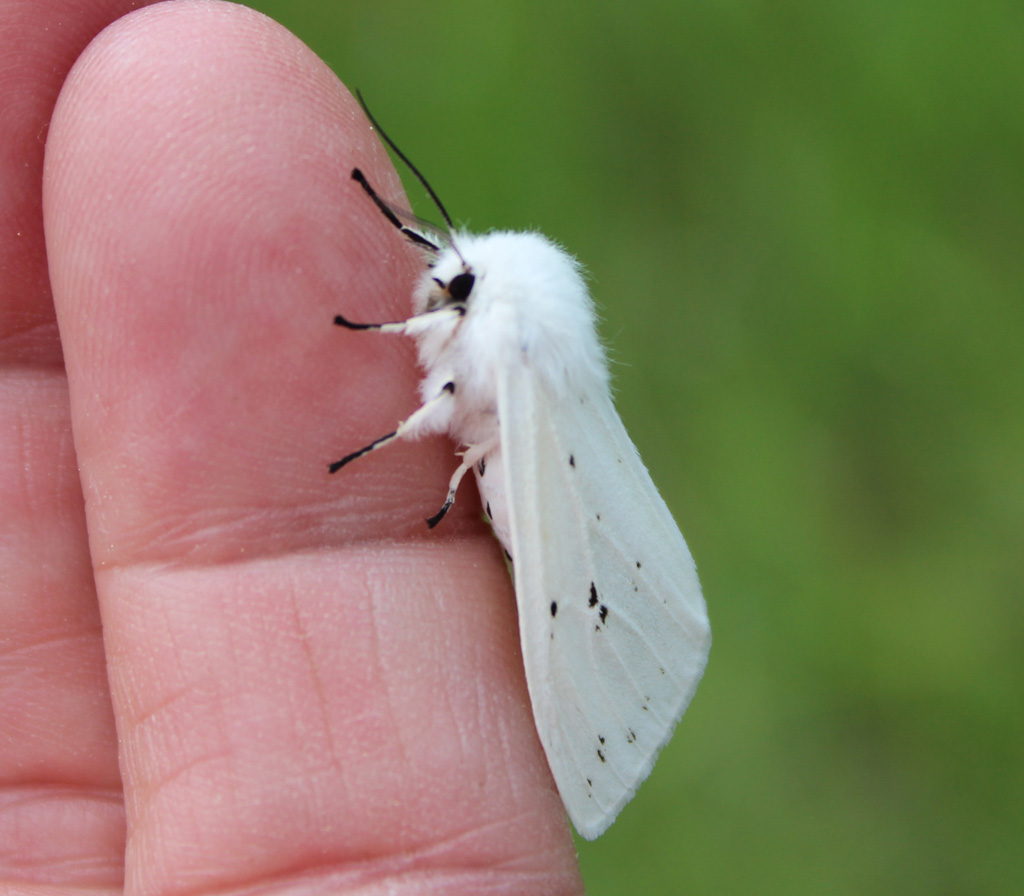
[423,251,477,312]
[427,270,474,310]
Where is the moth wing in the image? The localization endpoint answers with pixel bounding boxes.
[498,363,710,840]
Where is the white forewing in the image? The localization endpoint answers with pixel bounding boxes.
[497,359,710,840]
[333,201,709,839]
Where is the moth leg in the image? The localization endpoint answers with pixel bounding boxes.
[426,437,498,529]
[352,168,440,251]
[334,305,462,334]
[329,382,455,473]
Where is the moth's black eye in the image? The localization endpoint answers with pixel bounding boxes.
[448,271,475,302]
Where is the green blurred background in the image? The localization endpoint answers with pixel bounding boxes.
[246,1,1023,892]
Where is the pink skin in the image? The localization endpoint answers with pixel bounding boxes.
[2,1,583,893]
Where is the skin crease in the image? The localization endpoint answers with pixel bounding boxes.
[2,1,584,893]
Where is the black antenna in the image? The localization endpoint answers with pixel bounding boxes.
[355,90,456,233]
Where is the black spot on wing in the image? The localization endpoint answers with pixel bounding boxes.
[589,583,598,608]
[569,453,575,468]
[599,605,608,624]
[550,601,558,617]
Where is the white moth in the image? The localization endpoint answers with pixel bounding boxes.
[331,104,711,840]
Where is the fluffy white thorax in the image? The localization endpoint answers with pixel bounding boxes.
[410,230,608,445]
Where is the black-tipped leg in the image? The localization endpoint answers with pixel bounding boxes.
[421,438,498,530]
[334,313,373,330]
[332,312,418,334]
[334,313,381,331]
[328,430,397,473]
[328,385,458,476]
[351,168,439,251]
[426,492,456,529]
[352,168,402,230]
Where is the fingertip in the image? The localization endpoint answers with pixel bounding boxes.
[43,0,438,564]
[46,0,407,308]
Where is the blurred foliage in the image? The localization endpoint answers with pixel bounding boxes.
[246,1,1024,892]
